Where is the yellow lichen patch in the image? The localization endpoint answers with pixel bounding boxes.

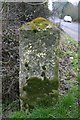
[32,17,47,24]
[19,17,57,31]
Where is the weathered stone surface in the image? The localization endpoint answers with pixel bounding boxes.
[19,19,60,109]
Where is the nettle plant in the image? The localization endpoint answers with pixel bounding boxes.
[19,17,60,110]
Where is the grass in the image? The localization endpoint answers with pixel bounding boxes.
[60,32,78,74]
[9,86,78,118]
[9,110,27,119]
[27,86,78,118]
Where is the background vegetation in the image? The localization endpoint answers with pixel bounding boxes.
[52,2,79,22]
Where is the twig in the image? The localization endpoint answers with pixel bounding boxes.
[26,0,48,6]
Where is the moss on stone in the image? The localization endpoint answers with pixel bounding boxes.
[21,76,59,109]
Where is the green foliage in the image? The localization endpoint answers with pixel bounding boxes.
[60,33,78,74]
[65,36,78,73]
[78,75,80,80]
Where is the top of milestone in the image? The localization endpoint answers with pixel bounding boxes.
[19,17,57,31]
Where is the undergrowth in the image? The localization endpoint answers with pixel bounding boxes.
[9,86,78,118]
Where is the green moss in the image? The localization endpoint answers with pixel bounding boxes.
[50,79,59,90]
[21,77,59,109]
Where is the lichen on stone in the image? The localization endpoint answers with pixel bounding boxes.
[19,17,57,31]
